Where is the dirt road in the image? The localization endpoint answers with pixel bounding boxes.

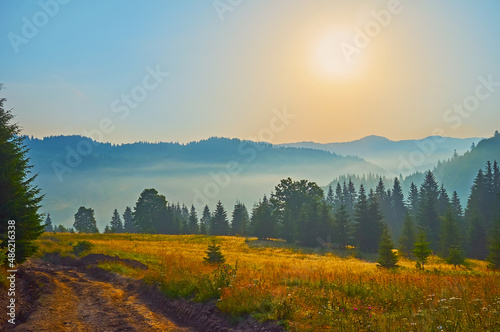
[5,259,192,331]
[2,257,282,332]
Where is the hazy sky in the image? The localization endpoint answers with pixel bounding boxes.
[1,0,500,144]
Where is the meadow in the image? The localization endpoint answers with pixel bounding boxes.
[34,233,500,331]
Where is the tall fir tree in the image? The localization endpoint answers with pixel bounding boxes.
[211,201,229,235]
[487,220,500,269]
[439,209,462,259]
[326,185,334,208]
[230,201,249,236]
[375,178,390,222]
[200,205,211,235]
[388,177,406,241]
[467,212,488,259]
[188,205,199,234]
[110,209,124,233]
[250,195,277,240]
[417,171,440,251]
[367,189,384,253]
[450,191,464,232]
[398,213,416,258]
[333,204,351,250]
[44,213,54,233]
[408,182,420,217]
[122,206,136,233]
[465,169,489,258]
[334,182,344,212]
[354,184,369,252]
[437,184,451,216]
[0,92,45,263]
[346,179,357,216]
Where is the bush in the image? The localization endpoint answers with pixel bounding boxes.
[72,240,94,256]
[196,262,238,302]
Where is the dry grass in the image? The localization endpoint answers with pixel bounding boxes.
[35,233,500,331]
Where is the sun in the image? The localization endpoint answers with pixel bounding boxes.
[312,30,363,80]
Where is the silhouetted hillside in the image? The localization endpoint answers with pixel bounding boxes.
[25,136,384,229]
[280,135,482,175]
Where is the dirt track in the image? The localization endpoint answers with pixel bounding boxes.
[1,257,283,332]
[4,259,192,331]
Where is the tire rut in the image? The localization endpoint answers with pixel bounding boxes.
[9,260,192,332]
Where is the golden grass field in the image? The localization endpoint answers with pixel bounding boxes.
[33,233,500,331]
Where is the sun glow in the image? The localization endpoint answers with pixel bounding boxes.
[312,30,365,80]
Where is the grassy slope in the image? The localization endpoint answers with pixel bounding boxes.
[35,233,500,331]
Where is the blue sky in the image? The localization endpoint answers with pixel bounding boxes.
[1,0,500,144]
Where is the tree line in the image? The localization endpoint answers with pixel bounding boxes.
[45,161,500,267]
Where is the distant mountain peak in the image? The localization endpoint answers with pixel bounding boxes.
[359,135,391,142]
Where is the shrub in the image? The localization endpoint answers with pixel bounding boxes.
[72,240,94,256]
[196,262,237,302]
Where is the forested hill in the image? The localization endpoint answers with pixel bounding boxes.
[24,135,384,228]
[431,132,500,198]
[280,135,482,175]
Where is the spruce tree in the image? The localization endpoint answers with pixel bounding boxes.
[437,184,451,216]
[413,231,432,270]
[200,205,211,235]
[377,224,399,269]
[467,212,488,259]
[354,185,383,253]
[367,189,384,253]
[398,214,416,258]
[450,191,464,232]
[390,177,407,241]
[230,201,249,236]
[334,204,351,250]
[487,220,500,269]
[110,209,124,233]
[439,209,462,258]
[210,201,229,235]
[326,185,334,208]
[408,182,420,217]
[203,240,225,265]
[188,205,199,234]
[417,171,440,250]
[122,206,136,233]
[250,195,276,240]
[334,182,344,212]
[0,92,45,263]
[44,213,54,233]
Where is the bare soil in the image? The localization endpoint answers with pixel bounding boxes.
[1,255,283,332]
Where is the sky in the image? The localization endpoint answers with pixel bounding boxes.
[1,0,500,144]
